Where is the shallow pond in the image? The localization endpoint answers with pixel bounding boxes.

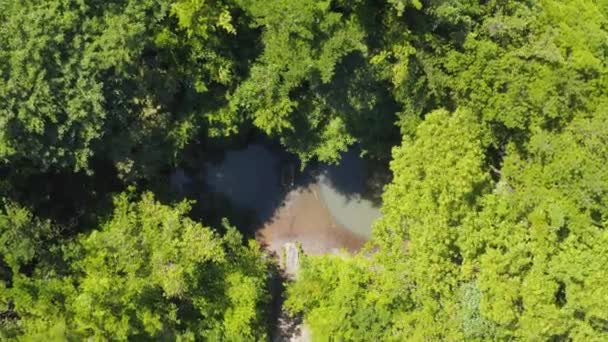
[203,144,383,255]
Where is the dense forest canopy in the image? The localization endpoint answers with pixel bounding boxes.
[1,0,607,340]
[0,193,269,339]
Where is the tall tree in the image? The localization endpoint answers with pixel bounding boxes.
[230,0,401,163]
[459,109,608,340]
[287,0,608,339]
[0,193,270,340]
[287,107,492,340]
[0,0,254,179]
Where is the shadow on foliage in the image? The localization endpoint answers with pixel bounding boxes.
[0,158,124,235]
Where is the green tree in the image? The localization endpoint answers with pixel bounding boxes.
[0,0,254,178]
[0,200,70,340]
[289,107,608,340]
[286,251,411,341]
[287,107,492,340]
[371,0,607,141]
[0,0,106,170]
[287,1,608,338]
[459,108,608,340]
[0,193,270,340]
[230,0,381,163]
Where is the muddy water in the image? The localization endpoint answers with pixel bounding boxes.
[204,144,382,256]
[317,149,382,238]
[205,144,282,221]
[256,184,367,256]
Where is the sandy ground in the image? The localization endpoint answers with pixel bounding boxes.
[255,183,366,257]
